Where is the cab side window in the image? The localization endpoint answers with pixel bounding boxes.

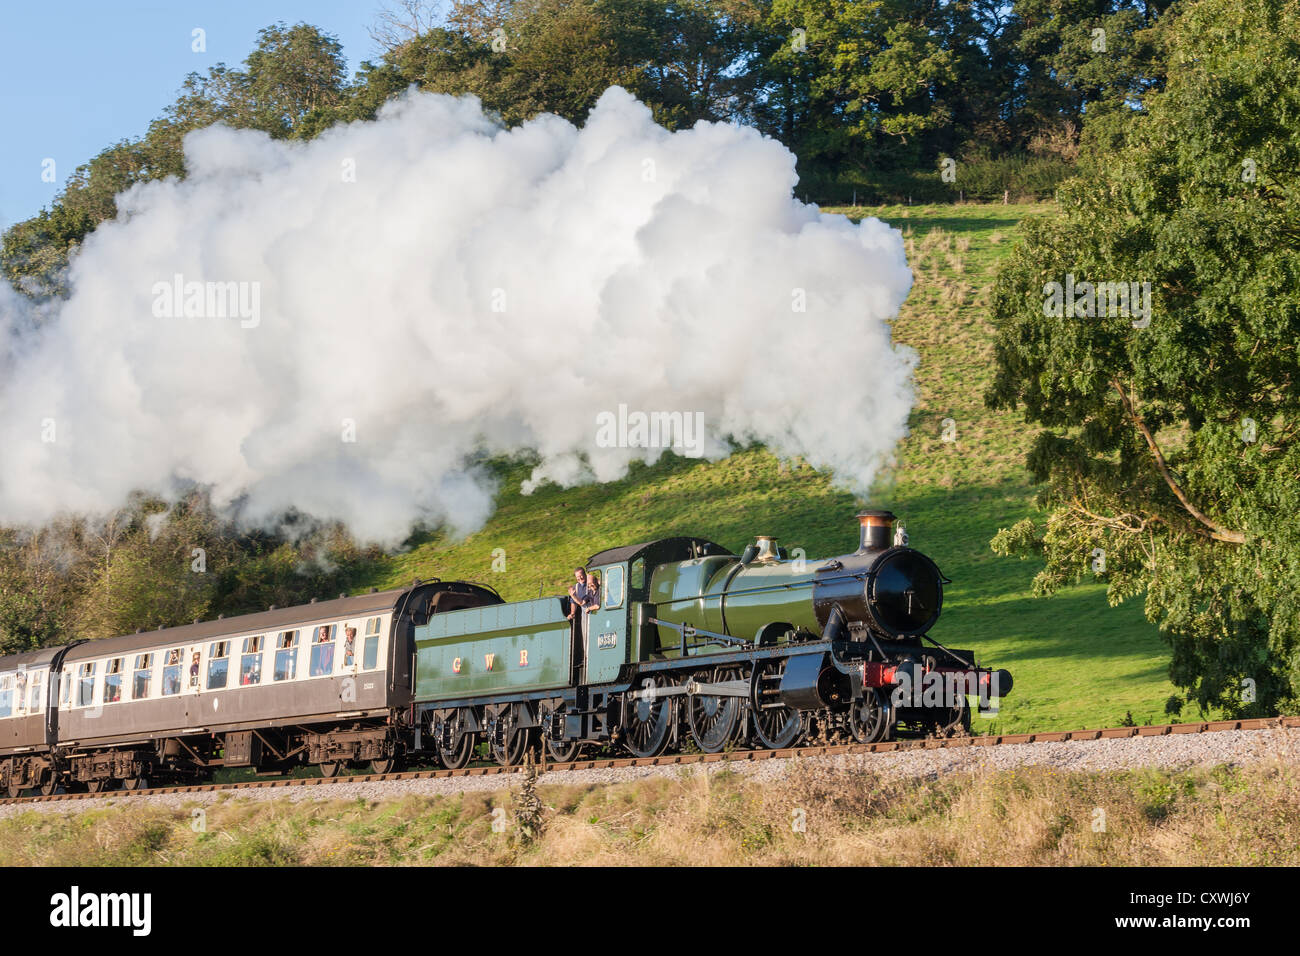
[603,565,625,609]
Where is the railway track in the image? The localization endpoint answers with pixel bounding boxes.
[3,715,1296,807]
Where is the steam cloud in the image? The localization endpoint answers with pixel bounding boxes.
[0,88,916,544]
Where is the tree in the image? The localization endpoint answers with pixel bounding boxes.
[760,0,957,170]
[1001,0,1171,155]
[987,0,1300,717]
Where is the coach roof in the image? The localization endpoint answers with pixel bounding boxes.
[0,644,66,673]
[58,587,417,663]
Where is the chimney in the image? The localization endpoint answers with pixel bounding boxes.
[856,510,896,552]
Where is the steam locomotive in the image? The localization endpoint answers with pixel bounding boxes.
[0,510,1011,794]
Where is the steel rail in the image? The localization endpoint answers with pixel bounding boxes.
[3,715,1297,807]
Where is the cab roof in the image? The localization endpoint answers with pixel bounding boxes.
[586,536,733,568]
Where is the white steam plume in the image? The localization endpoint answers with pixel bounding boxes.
[0,88,915,544]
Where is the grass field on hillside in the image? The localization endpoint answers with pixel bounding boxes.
[355,202,1191,733]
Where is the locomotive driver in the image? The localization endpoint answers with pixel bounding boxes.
[567,568,598,641]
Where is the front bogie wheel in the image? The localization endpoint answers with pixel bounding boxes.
[848,688,891,744]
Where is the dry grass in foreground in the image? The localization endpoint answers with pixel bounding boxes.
[2,753,1296,866]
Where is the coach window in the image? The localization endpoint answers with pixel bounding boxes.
[603,566,625,609]
[207,642,230,690]
[133,654,153,700]
[104,658,124,704]
[77,663,96,707]
[310,624,336,677]
[29,671,44,711]
[161,649,184,696]
[363,617,382,670]
[274,631,299,682]
[240,636,264,686]
[0,676,11,718]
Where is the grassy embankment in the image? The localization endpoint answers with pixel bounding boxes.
[4,751,1297,865]
[351,202,1187,734]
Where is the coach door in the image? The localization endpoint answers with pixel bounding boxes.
[184,644,204,723]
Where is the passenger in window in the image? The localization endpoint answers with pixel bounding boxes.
[311,626,335,676]
[566,569,594,622]
[343,627,356,668]
[189,652,200,688]
[587,571,602,608]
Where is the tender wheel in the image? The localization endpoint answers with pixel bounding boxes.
[538,700,581,763]
[623,675,675,758]
[437,709,476,770]
[848,688,891,744]
[688,666,743,753]
[319,762,342,778]
[490,716,535,768]
[751,659,804,750]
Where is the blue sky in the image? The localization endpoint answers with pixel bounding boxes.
[0,1,400,230]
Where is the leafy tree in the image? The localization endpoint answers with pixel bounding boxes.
[245,22,348,137]
[987,0,1300,717]
[0,527,79,655]
[760,0,957,170]
[632,0,770,128]
[998,0,1173,161]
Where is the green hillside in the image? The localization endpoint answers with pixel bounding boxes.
[355,202,1187,734]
